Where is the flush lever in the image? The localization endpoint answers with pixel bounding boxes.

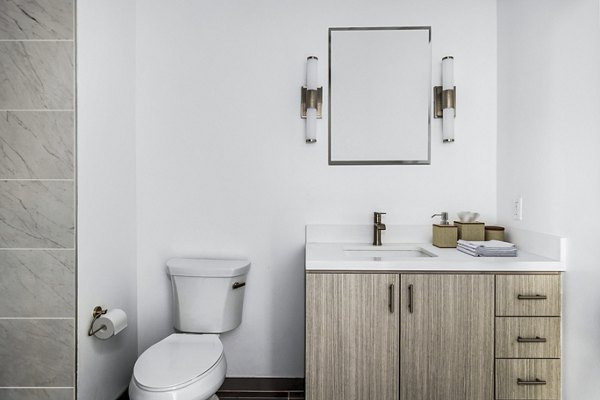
[232,282,246,290]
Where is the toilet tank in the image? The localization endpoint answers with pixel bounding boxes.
[166,258,251,333]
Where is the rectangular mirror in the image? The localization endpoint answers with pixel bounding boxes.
[328,27,432,165]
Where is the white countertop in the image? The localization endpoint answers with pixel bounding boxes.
[305,225,566,272]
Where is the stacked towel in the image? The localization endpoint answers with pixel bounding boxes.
[457,240,517,257]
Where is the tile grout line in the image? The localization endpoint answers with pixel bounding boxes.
[0,317,75,320]
[0,248,75,251]
[0,39,74,42]
[0,109,74,111]
[0,179,75,181]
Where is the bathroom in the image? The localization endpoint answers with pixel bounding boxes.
[0,0,598,399]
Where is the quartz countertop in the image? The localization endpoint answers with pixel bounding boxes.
[305,225,566,272]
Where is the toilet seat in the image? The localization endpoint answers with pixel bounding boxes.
[130,333,226,400]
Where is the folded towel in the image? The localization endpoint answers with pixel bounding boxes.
[457,240,517,257]
[458,240,516,249]
[456,246,478,257]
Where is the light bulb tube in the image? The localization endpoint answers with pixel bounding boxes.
[442,108,455,142]
[442,56,454,91]
[306,57,318,90]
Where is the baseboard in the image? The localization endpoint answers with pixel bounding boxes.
[217,377,305,399]
[114,377,305,399]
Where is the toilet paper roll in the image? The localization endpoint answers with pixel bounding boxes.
[92,309,127,340]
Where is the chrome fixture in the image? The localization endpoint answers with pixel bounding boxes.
[301,56,322,143]
[433,56,456,142]
[373,212,387,246]
[431,212,449,225]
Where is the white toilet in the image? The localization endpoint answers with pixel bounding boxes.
[129,258,251,400]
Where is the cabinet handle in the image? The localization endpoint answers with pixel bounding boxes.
[517,336,547,343]
[389,284,395,314]
[517,378,546,386]
[517,294,547,300]
[408,284,414,313]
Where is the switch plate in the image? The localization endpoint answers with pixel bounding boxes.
[513,197,523,221]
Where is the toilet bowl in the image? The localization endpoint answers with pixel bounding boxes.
[129,258,250,400]
[129,334,226,400]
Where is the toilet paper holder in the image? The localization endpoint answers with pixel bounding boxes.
[88,306,107,336]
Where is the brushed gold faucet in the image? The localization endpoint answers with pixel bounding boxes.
[373,212,387,246]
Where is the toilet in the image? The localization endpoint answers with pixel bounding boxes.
[129,258,251,400]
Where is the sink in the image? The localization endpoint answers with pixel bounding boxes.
[344,245,437,260]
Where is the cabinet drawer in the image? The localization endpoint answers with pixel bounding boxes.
[496,359,560,400]
[496,317,561,358]
[496,275,561,316]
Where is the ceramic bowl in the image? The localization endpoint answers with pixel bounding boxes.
[457,211,480,223]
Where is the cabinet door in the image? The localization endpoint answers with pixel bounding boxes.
[400,274,494,400]
[305,273,399,400]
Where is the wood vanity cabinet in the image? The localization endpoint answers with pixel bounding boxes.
[305,273,400,400]
[400,274,494,400]
[495,274,562,400]
[305,272,562,400]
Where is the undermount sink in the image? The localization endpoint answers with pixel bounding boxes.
[344,245,437,259]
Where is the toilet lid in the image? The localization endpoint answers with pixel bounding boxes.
[134,333,223,390]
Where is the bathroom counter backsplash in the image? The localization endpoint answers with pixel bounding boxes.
[305,225,566,272]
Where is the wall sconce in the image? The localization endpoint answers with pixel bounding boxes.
[301,56,322,143]
[434,56,456,142]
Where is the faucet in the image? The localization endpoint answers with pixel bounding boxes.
[373,212,387,246]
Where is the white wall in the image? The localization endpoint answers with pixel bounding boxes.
[136,0,498,376]
[77,1,138,398]
[497,0,600,397]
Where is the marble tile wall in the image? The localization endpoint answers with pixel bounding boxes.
[0,1,75,399]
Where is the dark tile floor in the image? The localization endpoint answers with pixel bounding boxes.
[118,378,305,400]
[217,378,304,399]
[120,392,303,399]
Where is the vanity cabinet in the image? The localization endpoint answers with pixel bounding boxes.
[400,274,494,400]
[305,272,562,400]
[495,274,562,400]
[305,273,400,400]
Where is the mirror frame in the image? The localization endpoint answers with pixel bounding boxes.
[328,26,432,165]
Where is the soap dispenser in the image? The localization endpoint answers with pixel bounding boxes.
[431,212,449,225]
[431,212,458,248]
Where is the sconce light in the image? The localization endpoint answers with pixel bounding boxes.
[301,56,322,143]
[434,56,456,142]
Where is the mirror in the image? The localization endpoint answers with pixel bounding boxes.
[328,27,432,165]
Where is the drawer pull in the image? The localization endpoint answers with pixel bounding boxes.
[517,336,547,343]
[408,284,414,313]
[517,294,547,300]
[517,378,547,386]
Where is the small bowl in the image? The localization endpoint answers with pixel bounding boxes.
[457,211,480,223]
